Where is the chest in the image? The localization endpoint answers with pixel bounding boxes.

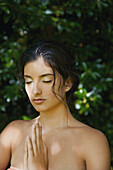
[11,129,86,170]
[46,132,85,170]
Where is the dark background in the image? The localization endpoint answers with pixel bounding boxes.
[0,0,113,167]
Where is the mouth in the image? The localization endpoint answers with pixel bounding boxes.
[33,98,46,104]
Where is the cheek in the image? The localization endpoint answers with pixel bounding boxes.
[53,84,66,97]
[25,85,32,98]
[50,87,66,102]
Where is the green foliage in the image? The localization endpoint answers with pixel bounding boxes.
[0,0,113,166]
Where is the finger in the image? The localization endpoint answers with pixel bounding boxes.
[32,124,37,155]
[40,141,48,168]
[24,139,28,170]
[43,142,48,164]
[43,142,47,156]
[27,136,34,159]
[36,122,39,150]
[39,122,43,153]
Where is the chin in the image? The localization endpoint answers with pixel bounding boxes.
[31,99,63,113]
[33,105,49,113]
[33,104,60,113]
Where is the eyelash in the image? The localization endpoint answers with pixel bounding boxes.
[25,81,32,84]
[43,80,52,83]
[25,80,52,84]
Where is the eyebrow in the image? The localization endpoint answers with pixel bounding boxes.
[24,73,54,78]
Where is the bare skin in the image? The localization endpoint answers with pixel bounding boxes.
[0,115,110,170]
[0,57,110,170]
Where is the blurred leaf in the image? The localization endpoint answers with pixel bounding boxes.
[0,0,113,165]
[22,115,31,120]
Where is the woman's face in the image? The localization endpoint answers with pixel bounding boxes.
[24,56,66,112]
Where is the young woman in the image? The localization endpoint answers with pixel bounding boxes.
[0,40,110,170]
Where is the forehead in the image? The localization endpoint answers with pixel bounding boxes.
[24,57,53,75]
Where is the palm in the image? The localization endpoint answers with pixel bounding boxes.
[24,121,47,170]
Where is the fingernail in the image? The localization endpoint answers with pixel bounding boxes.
[32,124,35,129]
[39,122,42,127]
[27,135,29,141]
[35,119,38,124]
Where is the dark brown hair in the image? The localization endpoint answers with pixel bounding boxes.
[20,40,79,104]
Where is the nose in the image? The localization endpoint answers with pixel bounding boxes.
[32,82,42,96]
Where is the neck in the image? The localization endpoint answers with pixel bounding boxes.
[38,103,71,131]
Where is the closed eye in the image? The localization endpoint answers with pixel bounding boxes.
[25,81,33,84]
[43,80,52,83]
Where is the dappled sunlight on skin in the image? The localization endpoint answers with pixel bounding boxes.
[48,139,85,170]
[72,145,79,152]
[0,120,27,169]
[9,121,31,169]
[7,166,22,170]
[50,141,61,156]
[0,124,22,148]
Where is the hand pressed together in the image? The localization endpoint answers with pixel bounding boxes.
[24,121,48,170]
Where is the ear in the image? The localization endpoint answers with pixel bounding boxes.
[65,77,73,92]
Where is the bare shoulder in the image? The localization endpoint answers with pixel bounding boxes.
[74,122,111,170]
[78,123,109,141]
[0,120,23,142]
[0,120,29,169]
[0,119,32,145]
[70,118,109,146]
[79,124,110,149]
[1,120,27,133]
[72,120,110,152]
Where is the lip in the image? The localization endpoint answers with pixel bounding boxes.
[33,98,46,104]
